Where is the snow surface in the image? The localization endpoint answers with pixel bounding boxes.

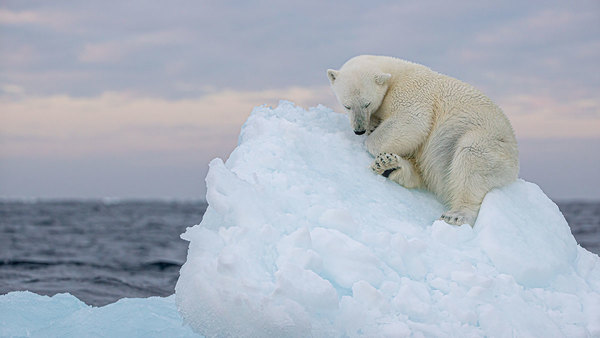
[0,291,199,337]
[176,102,600,337]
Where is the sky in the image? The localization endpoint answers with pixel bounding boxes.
[1,0,599,200]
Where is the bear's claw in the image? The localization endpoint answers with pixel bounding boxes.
[440,210,476,226]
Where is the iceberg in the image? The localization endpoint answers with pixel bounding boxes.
[176,102,600,337]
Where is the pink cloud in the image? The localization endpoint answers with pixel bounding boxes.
[499,93,600,139]
[79,30,193,63]
[0,86,335,158]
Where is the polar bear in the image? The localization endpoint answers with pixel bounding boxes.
[327,55,519,226]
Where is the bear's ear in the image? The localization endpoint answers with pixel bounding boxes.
[327,69,339,84]
[375,73,392,85]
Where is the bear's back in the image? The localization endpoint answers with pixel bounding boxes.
[342,55,429,74]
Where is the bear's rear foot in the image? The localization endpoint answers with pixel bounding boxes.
[440,209,477,227]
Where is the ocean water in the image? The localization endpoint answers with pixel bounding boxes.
[0,200,206,306]
[0,200,598,306]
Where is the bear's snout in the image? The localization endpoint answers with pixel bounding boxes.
[354,130,366,135]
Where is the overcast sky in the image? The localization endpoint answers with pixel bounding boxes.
[1,0,599,200]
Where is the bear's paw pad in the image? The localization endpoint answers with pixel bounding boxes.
[371,152,402,175]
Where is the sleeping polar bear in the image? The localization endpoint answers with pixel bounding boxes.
[327,55,519,226]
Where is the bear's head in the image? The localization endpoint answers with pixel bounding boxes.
[327,68,391,135]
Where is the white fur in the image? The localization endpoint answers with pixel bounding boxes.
[328,55,519,226]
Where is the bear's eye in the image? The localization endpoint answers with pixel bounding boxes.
[344,105,351,110]
[364,102,371,108]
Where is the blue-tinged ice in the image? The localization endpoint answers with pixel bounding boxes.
[0,291,200,337]
[176,102,600,337]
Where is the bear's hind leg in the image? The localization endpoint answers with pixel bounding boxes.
[441,133,518,226]
[441,175,485,227]
[441,137,495,226]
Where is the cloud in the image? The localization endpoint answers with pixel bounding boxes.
[79,30,193,63]
[1,84,25,96]
[2,83,599,167]
[0,9,40,25]
[453,4,600,80]
[3,0,597,106]
[0,8,76,30]
[499,93,600,139]
[473,8,597,47]
[0,86,335,159]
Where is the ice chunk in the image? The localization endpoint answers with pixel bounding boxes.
[176,102,600,336]
[0,291,199,337]
[475,180,578,287]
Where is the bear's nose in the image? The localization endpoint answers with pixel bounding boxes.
[354,130,366,135]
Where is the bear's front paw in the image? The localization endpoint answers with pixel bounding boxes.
[371,152,402,176]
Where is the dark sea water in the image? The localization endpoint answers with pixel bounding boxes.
[0,200,598,306]
[0,200,206,306]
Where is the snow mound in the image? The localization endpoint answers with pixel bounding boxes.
[176,102,600,337]
[176,101,600,337]
[0,291,199,337]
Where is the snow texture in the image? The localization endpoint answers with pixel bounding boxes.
[176,102,600,337]
[0,291,199,337]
